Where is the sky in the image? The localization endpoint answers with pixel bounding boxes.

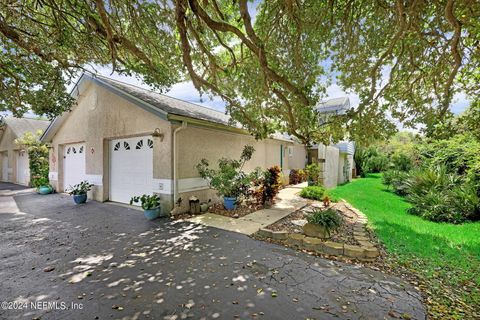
[85,65,470,116]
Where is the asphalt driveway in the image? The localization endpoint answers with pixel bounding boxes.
[0,183,426,319]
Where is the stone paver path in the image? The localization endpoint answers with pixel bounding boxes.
[187,185,307,235]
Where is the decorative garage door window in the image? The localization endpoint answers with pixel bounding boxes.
[114,139,153,152]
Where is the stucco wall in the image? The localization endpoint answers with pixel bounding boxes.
[317,145,340,189]
[287,142,307,170]
[48,81,173,211]
[174,125,303,212]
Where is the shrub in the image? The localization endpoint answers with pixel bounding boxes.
[383,170,411,196]
[15,130,49,188]
[305,163,321,184]
[404,167,480,223]
[67,180,93,196]
[300,186,327,200]
[355,146,389,176]
[289,169,306,185]
[306,208,342,236]
[263,166,282,203]
[391,151,414,172]
[130,194,161,210]
[382,170,397,189]
[196,145,256,198]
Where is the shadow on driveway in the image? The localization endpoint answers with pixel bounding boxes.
[0,193,426,320]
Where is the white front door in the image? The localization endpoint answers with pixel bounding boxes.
[16,150,29,185]
[63,143,86,191]
[2,153,8,181]
[110,136,153,204]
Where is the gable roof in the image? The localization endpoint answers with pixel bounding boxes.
[42,73,349,144]
[316,97,350,114]
[94,75,231,126]
[2,117,50,138]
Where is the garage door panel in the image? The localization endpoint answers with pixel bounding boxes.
[16,151,29,185]
[110,136,153,204]
[64,143,86,191]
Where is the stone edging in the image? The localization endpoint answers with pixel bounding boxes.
[256,200,380,262]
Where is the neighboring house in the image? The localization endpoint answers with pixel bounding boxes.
[308,97,356,188]
[0,117,50,185]
[41,73,307,214]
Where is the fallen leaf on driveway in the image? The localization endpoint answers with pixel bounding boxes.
[43,266,55,272]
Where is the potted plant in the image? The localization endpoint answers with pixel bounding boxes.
[130,194,162,220]
[305,163,321,186]
[196,145,255,210]
[67,181,93,204]
[303,208,342,239]
[33,176,53,195]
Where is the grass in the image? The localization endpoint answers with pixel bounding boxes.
[330,174,480,319]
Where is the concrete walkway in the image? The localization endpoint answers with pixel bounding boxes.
[187,185,308,235]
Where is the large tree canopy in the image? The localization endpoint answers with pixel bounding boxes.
[0,0,478,144]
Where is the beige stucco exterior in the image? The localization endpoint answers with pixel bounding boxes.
[174,125,307,211]
[43,76,366,215]
[47,81,173,211]
[0,118,48,185]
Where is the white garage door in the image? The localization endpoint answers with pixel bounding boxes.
[110,136,153,204]
[63,143,86,191]
[16,150,29,185]
[2,153,8,181]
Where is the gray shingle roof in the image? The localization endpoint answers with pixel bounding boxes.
[94,75,231,126]
[315,97,350,114]
[3,117,50,137]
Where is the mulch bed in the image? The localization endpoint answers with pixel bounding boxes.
[208,202,263,218]
[173,202,264,220]
[265,202,360,245]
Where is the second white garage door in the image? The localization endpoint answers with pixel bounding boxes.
[16,150,30,185]
[110,136,153,204]
[63,143,86,191]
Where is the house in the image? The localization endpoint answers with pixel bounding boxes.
[0,117,50,185]
[308,97,356,188]
[41,73,308,214]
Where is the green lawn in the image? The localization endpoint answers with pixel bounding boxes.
[330,174,480,319]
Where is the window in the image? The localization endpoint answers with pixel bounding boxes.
[114,142,120,151]
[147,139,153,149]
[136,140,143,150]
[67,147,71,155]
[124,142,130,150]
[79,146,84,154]
[72,147,77,154]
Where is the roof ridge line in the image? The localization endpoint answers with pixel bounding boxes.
[92,74,228,116]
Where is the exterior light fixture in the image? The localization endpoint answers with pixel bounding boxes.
[152,128,164,141]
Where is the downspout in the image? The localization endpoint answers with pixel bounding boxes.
[280,145,283,170]
[172,121,187,211]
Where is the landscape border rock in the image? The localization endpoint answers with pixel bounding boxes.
[255,200,380,261]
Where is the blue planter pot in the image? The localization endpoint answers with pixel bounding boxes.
[144,207,161,220]
[223,196,237,211]
[38,186,52,195]
[73,194,87,204]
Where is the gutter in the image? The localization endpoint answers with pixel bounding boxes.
[171,121,187,211]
